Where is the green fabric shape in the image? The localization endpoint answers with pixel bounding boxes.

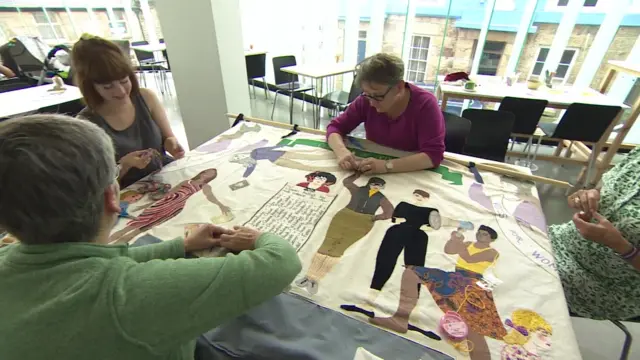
[276,138,463,185]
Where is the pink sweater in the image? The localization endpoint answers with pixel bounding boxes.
[326,83,445,166]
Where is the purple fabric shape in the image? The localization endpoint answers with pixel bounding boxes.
[514,201,548,234]
[469,183,493,212]
[243,146,286,178]
[196,139,231,153]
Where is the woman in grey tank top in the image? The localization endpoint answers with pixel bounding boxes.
[71,36,184,187]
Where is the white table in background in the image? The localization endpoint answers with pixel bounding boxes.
[281,62,355,127]
[132,43,166,53]
[0,84,83,119]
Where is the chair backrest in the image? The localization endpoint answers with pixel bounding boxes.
[0,77,35,94]
[162,50,170,70]
[498,96,548,135]
[347,74,361,104]
[462,109,515,162]
[134,49,155,63]
[272,55,298,85]
[551,103,622,143]
[442,111,471,155]
[131,41,149,46]
[245,53,266,79]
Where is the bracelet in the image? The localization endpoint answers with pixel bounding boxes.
[619,246,639,261]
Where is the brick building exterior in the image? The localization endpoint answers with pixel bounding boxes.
[339,15,640,89]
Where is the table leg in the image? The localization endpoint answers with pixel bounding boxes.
[289,73,294,124]
[440,95,449,111]
[599,69,617,94]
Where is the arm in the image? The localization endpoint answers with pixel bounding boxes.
[327,97,367,156]
[444,232,467,255]
[608,236,640,271]
[385,96,445,171]
[140,88,176,140]
[373,196,394,221]
[463,248,499,263]
[202,184,231,213]
[112,233,302,351]
[342,172,360,191]
[127,238,185,262]
[0,64,16,78]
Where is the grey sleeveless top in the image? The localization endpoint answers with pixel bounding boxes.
[77,93,171,187]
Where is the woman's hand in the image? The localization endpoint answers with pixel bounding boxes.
[219,226,263,252]
[183,224,234,252]
[572,211,631,253]
[336,150,359,171]
[164,137,185,159]
[568,189,600,216]
[119,149,155,171]
[359,158,386,175]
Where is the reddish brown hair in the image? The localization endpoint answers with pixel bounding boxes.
[71,35,139,109]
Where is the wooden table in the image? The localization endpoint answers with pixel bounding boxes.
[0,84,83,119]
[281,63,355,127]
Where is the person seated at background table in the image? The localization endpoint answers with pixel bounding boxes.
[72,34,185,187]
[549,147,640,321]
[326,53,445,175]
[0,114,301,360]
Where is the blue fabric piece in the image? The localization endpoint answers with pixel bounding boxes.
[195,293,453,360]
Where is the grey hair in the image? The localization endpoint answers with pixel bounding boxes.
[0,114,116,244]
[355,53,405,87]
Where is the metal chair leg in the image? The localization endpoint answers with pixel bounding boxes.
[251,79,256,98]
[262,77,268,99]
[611,320,632,360]
[271,90,281,120]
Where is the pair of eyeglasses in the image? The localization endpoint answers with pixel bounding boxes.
[361,85,393,102]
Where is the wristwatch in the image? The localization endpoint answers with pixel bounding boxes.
[384,160,394,173]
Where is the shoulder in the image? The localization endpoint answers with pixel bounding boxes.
[76,106,101,124]
[407,83,439,109]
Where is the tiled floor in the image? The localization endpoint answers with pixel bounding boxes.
[155,79,639,360]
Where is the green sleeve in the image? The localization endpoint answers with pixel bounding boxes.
[126,238,185,262]
[110,233,302,353]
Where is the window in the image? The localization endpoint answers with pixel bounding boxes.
[109,9,129,37]
[407,35,430,83]
[474,41,506,76]
[357,30,367,63]
[32,10,65,41]
[557,0,598,7]
[531,47,578,82]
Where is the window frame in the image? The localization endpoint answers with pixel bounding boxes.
[108,8,130,38]
[31,8,66,43]
[528,46,580,85]
[406,34,431,83]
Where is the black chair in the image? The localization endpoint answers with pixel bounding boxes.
[538,103,621,186]
[499,97,548,160]
[462,109,515,162]
[245,53,268,99]
[442,111,471,155]
[323,75,360,116]
[271,55,314,121]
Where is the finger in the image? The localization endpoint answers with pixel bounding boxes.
[219,234,236,242]
[233,225,241,230]
[576,192,588,213]
[572,212,588,229]
[591,211,605,222]
[587,192,599,213]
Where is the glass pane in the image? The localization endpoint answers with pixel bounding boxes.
[33,12,47,23]
[420,36,429,48]
[409,61,418,71]
[418,61,426,72]
[560,50,576,65]
[532,62,544,75]
[536,48,549,62]
[584,0,598,7]
[407,71,416,82]
[37,25,56,40]
[412,36,420,47]
[557,0,569,5]
[419,48,428,60]
[409,48,418,59]
[358,30,367,39]
[555,64,569,79]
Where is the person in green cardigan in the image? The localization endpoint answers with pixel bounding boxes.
[0,115,302,360]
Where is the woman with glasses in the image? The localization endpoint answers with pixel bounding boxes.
[326,53,445,174]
